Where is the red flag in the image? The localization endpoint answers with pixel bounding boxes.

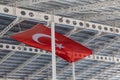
[11,24,92,63]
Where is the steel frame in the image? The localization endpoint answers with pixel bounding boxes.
[0,17,24,66]
[0,5,119,35]
[0,43,119,63]
[0,4,120,80]
[0,42,119,80]
[50,0,120,14]
[16,0,53,7]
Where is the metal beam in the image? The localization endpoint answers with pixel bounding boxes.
[0,17,24,65]
[28,0,52,5]
[95,20,120,28]
[0,17,25,57]
[0,17,23,37]
[0,4,119,35]
[82,32,102,44]
[0,43,45,54]
[0,43,119,63]
[48,0,120,14]
[69,11,120,27]
[6,53,42,77]
[83,13,120,22]
[68,11,120,24]
[15,0,52,7]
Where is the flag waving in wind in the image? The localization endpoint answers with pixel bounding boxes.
[11,24,92,63]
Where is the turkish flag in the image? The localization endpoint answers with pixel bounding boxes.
[11,24,92,63]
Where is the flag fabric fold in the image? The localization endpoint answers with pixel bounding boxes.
[11,24,92,63]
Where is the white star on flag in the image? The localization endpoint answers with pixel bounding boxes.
[56,43,64,49]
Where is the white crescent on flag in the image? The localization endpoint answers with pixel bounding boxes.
[32,33,64,49]
[32,33,51,45]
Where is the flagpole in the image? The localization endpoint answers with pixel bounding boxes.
[51,20,56,80]
[72,62,75,80]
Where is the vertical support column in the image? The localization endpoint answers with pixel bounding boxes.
[72,62,75,80]
[51,16,56,80]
